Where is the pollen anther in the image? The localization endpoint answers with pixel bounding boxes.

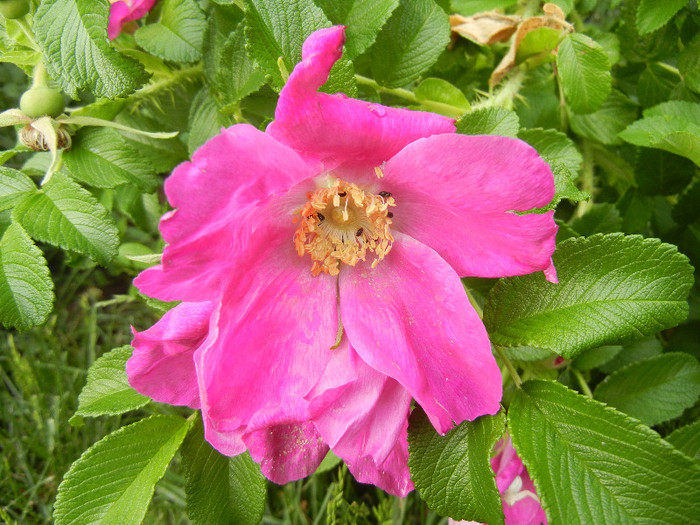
[293,179,396,276]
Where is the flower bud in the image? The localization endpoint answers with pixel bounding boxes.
[19,86,65,118]
[20,123,72,151]
[0,0,30,19]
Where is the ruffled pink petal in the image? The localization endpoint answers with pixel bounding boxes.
[381,134,557,278]
[135,124,317,302]
[339,233,502,435]
[267,26,455,170]
[195,230,339,457]
[127,301,214,409]
[308,342,414,496]
[244,403,329,484]
[108,0,158,39]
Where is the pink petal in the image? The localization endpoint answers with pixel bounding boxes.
[196,234,339,457]
[308,342,414,496]
[127,301,214,408]
[108,2,131,39]
[382,134,558,278]
[267,26,455,170]
[339,233,502,435]
[135,124,316,301]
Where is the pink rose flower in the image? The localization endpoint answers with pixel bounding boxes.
[449,437,547,525]
[127,26,557,496]
[108,0,158,40]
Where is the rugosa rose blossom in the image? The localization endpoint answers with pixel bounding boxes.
[450,437,547,525]
[108,0,157,40]
[127,26,557,496]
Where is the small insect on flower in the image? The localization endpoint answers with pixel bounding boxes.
[128,26,557,496]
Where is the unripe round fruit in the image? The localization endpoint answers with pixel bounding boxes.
[0,0,30,19]
[20,86,65,118]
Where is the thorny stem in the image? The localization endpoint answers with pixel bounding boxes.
[494,345,523,389]
[354,74,467,118]
[131,64,203,102]
[472,68,527,111]
[573,368,594,399]
[576,140,595,217]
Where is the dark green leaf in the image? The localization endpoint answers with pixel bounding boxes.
[679,33,700,94]
[637,63,679,108]
[134,0,206,63]
[635,148,694,196]
[457,107,519,137]
[518,128,583,175]
[557,33,611,114]
[12,173,119,265]
[33,0,149,98]
[73,345,150,420]
[182,415,267,525]
[570,203,623,236]
[572,345,622,371]
[594,352,700,426]
[619,116,700,167]
[370,0,450,88]
[0,223,53,331]
[215,22,265,107]
[598,337,663,374]
[570,90,638,145]
[408,408,505,524]
[673,179,700,225]
[509,380,700,525]
[483,234,694,358]
[54,415,191,525]
[666,420,700,462]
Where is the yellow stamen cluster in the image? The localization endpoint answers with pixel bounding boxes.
[294,180,396,276]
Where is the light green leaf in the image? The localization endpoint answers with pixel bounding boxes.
[12,173,119,265]
[215,22,265,107]
[518,128,583,175]
[679,33,700,94]
[0,223,54,331]
[594,353,700,426]
[509,380,700,525]
[73,346,149,420]
[134,0,206,63]
[557,33,611,115]
[457,107,519,137]
[645,101,700,123]
[0,108,30,127]
[414,77,469,117]
[483,234,694,358]
[187,88,226,155]
[636,0,687,35]
[666,420,700,462]
[54,415,191,525]
[408,409,505,525]
[451,0,516,16]
[63,128,160,191]
[33,0,149,99]
[0,167,35,212]
[244,0,331,89]
[370,0,450,88]
[570,90,638,145]
[618,116,700,167]
[315,0,400,59]
[182,415,267,525]
[548,162,589,208]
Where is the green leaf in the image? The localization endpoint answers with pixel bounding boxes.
[457,107,519,137]
[518,128,583,176]
[315,0,400,59]
[215,22,265,107]
[414,77,469,117]
[509,380,700,525]
[594,352,700,426]
[0,167,35,212]
[483,234,694,358]
[635,148,694,196]
[570,203,623,236]
[54,415,191,525]
[451,0,516,16]
[645,100,700,122]
[666,420,700,462]
[182,415,267,525]
[33,0,149,99]
[556,33,611,115]
[370,0,450,88]
[0,223,54,331]
[319,56,358,97]
[673,179,700,226]
[679,33,700,94]
[12,173,119,265]
[73,346,149,420]
[408,409,505,524]
[637,63,679,108]
[63,128,160,192]
[134,0,206,63]
[548,162,589,207]
[244,0,331,89]
[598,337,663,374]
[619,116,700,167]
[202,3,244,87]
[188,88,226,155]
[572,345,622,371]
[636,0,687,35]
[570,90,638,145]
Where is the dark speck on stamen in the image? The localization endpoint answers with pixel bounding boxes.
[338,192,347,197]
[387,212,393,218]
[379,191,392,198]
[317,213,325,221]
[356,227,363,236]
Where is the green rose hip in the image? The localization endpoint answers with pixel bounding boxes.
[20,86,66,118]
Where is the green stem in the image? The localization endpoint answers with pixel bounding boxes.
[573,368,593,399]
[354,74,466,118]
[472,68,526,111]
[32,62,49,88]
[655,61,681,78]
[576,140,595,217]
[494,345,522,389]
[131,64,203,101]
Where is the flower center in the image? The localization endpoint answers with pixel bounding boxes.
[294,179,395,276]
